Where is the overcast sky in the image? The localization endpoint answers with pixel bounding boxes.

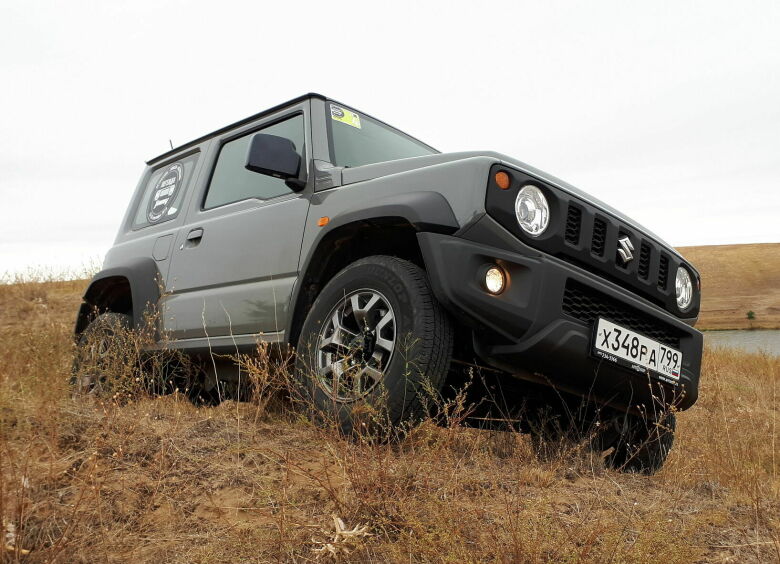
[1,1,778,277]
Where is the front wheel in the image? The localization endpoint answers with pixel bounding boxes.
[599,411,676,474]
[295,256,454,437]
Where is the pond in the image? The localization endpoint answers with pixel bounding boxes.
[703,329,780,356]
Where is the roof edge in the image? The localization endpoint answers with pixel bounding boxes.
[146,93,326,166]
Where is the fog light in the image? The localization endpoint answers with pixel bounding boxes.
[484,266,506,294]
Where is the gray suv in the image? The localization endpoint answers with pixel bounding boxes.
[74,94,703,473]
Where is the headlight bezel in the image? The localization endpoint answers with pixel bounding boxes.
[514,184,550,237]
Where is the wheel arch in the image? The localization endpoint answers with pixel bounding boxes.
[74,258,162,338]
[286,191,460,346]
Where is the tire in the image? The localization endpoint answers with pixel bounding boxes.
[71,312,135,397]
[601,411,676,475]
[295,256,454,437]
[525,402,586,460]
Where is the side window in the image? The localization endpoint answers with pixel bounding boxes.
[204,114,304,210]
[133,152,199,229]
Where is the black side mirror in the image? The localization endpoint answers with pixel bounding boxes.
[245,133,305,191]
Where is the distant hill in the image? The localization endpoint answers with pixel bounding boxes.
[3,243,776,332]
[677,243,780,330]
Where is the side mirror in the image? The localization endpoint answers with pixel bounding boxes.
[245,133,305,191]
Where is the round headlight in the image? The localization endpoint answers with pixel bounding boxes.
[514,185,549,237]
[675,267,693,310]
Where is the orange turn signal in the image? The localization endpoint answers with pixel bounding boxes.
[495,171,511,190]
[318,216,330,227]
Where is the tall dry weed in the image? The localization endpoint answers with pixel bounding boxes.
[1,278,779,562]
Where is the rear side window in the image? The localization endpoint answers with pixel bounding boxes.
[133,152,200,229]
[204,114,304,210]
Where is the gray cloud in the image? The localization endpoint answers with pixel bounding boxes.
[1,0,778,275]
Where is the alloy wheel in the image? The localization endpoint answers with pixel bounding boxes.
[315,289,396,402]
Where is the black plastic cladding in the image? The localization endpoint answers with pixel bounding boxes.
[485,165,700,318]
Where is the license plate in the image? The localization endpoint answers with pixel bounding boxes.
[592,318,682,383]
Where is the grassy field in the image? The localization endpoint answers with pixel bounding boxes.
[677,243,780,330]
[1,272,779,562]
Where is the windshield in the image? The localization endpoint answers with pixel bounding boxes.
[327,102,437,168]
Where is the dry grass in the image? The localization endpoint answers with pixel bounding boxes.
[1,279,779,563]
[678,243,780,330]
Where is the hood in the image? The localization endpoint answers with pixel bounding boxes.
[340,151,677,253]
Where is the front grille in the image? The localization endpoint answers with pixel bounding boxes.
[485,164,698,318]
[562,280,682,348]
[658,255,669,290]
[565,205,582,245]
[591,218,607,256]
[638,242,651,279]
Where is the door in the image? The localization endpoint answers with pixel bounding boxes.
[162,111,310,342]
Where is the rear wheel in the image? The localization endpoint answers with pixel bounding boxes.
[71,312,135,397]
[295,256,454,437]
[73,313,212,404]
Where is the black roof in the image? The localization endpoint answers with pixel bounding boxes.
[146,93,326,166]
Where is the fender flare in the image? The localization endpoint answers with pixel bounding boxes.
[320,190,460,235]
[285,190,460,341]
[77,258,161,336]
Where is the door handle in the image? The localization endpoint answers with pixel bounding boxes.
[182,228,204,249]
[186,228,204,241]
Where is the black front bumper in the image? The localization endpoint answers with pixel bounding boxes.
[417,218,703,413]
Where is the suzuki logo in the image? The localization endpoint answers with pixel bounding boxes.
[617,236,634,264]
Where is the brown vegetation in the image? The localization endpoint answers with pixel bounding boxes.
[1,277,779,562]
[678,243,780,330]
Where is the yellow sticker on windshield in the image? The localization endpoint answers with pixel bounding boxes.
[330,104,361,129]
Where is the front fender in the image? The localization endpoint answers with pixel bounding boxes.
[322,190,459,234]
